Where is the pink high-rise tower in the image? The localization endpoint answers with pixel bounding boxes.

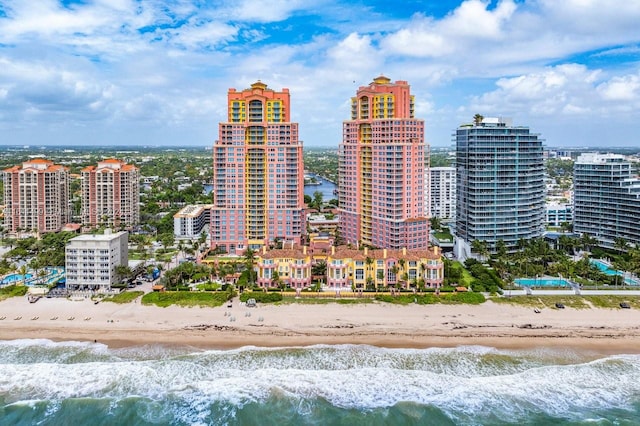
[211,81,304,255]
[339,76,429,249]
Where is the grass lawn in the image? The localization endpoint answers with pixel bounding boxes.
[433,231,454,242]
[492,295,640,310]
[101,291,144,304]
[375,292,485,305]
[141,291,232,308]
[280,296,375,305]
[0,285,28,301]
[128,252,145,260]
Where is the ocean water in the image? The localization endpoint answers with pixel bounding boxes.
[0,341,639,425]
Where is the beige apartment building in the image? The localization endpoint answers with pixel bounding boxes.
[2,159,70,234]
[81,159,140,229]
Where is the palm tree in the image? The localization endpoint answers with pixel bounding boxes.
[18,264,28,282]
[614,237,628,254]
[473,113,484,125]
[271,270,282,289]
[115,265,132,284]
[243,248,256,285]
[429,216,441,232]
[366,276,374,291]
[495,239,507,260]
[312,190,324,211]
[397,258,406,288]
[390,265,399,287]
[177,240,185,261]
[517,238,528,251]
[471,240,489,261]
[580,233,598,253]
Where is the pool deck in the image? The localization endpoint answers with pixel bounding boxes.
[505,288,640,296]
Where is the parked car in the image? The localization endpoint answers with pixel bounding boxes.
[620,302,631,309]
[555,302,565,309]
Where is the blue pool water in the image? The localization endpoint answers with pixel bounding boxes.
[591,259,619,276]
[514,278,570,287]
[0,273,33,285]
[591,259,639,285]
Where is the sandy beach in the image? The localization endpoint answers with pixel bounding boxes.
[1,295,640,353]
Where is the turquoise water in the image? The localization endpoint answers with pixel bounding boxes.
[1,341,639,425]
[515,277,570,287]
[591,260,639,285]
[0,273,33,285]
[591,259,620,276]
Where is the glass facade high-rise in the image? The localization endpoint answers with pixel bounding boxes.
[338,76,429,250]
[211,81,304,255]
[574,153,640,248]
[455,117,545,255]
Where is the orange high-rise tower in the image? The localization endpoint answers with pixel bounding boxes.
[211,81,304,254]
[339,76,429,249]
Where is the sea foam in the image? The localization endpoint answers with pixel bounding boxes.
[0,341,639,424]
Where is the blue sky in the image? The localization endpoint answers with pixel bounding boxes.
[1,0,639,148]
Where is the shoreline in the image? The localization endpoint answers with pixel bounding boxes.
[2,297,640,354]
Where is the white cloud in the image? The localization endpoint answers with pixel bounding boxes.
[597,74,640,101]
[469,64,640,118]
[326,33,380,71]
[381,0,516,58]
[159,19,238,49]
[0,0,640,147]
[222,0,317,22]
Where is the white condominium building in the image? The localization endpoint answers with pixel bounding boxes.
[574,153,640,248]
[65,230,128,291]
[174,204,213,239]
[427,167,456,220]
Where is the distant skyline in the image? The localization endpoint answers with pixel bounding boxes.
[1,1,639,148]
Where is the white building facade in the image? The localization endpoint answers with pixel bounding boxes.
[174,204,212,239]
[65,230,128,291]
[427,167,456,220]
[546,203,573,227]
[574,153,640,248]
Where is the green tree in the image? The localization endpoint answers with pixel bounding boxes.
[614,237,628,253]
[271,270,282,289]
[243,248,256,285]
[580,233,599,253]
[115,265,132,283]
[471,240,489,261]
[495,239,507,260]
[312,190,324,210]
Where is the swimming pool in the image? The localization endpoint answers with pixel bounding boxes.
[1,273,33,285]
[515,278,570,287]
[591,259,639,285]
[591,259,619,276]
